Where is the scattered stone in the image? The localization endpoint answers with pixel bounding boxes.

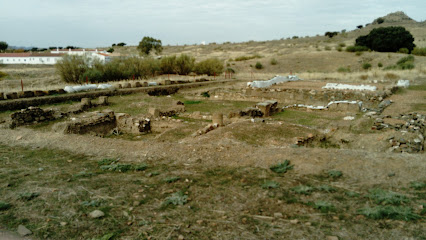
[178,235,184,240]
[273,212,283,218]
[326,236,339,240]
[89,210,105,219]
[290,219,299,224]
[17,225,32,236]
[60,222,67,226]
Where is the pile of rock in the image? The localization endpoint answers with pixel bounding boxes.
[116,113,151,134]
[256,100,279,117]
[373,113,424,153]
[228,108,264,118]
[9,107,60,128]
[0,89,66,100]
[148,101,185,118]
[63,110,117,136]
[69,96,109,114]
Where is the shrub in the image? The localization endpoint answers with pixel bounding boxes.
[0,201,11,211]
[346,45,369,52]
[358,206,420,221]
[376,17,384,24]
[175,54,195,75]
[325,32,338,38]
[337,67,350,73]
[398,48,409,54]
[292,185,314,195]
[270,58,278,65]
[316,185,336,192]
[378,62,383,67]
[234,54,262,61]
[362,63,372,70]
[107,48,114,53]
[194,58,224,76]
[367,188,408,205]
[355,26,415,53]
[56,55,89,83]
[328,170,342,178]
[312,201,335,213]
[412,47,426,56]
[324,46,331,51]
[81,68,104,83]
[336,47,342,52]
[339,43,346,47]
[160,55,177,74]
[410,181,426,190]
[163,176,180,183]
[255,62,263,69]
[162,191,188,206]
[0,71,7,79]
[138,36,162,55]
[201,91,210,98]
[270,160,294,173]
[261,181,280,189]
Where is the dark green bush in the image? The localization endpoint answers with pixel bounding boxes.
[56,55,89,83]
[362,63,372,70]
[0,71,7,79]
[160,55,177,74]
[355,26,415,53]
[378,62,383,68]
[175,54,195,75]
[255,62,263,69]
[398,48,409,54]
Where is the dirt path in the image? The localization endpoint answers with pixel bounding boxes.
[0,126,424,187]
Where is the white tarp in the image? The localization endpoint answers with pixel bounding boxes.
[322,83,377,91]
[396,80,410,88]
[247,75,301,88]
[284,100,362,110]
[148,82,158,86]
[64,84,113,93]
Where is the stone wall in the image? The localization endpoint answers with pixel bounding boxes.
[116,113,151,134]
[9,107,60,129]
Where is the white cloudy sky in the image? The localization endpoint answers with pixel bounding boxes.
[1,0,425,48]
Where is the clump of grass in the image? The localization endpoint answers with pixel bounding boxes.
[255,62,263,70]
[345,191,360,197]
[362,63,372,70]
[358,206,420,221]
[316,185,336,192]
[270,160,294,174]
[201,91,210,98]
[410,181,426,190]
[367,188,408,205]
[89,233,115,240]
[98,158,117,166]
[0,201,11,211]
[337,67,350,73]
[385,55,415,70]
[312,201,335,213]
[261,180,280,189]
[292,185,314,195]
[134,163,148,171]
[270,58,278,65]
[328,170,343,178]
[162,191,188,206]
[184,100,202,105]
[100,164,133,172]
[163,176,180,183]
[73,171,95,178]
[81,200,102,207]
[19,192,40,201]
[234,54,262,61]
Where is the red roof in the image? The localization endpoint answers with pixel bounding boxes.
[96,53,110,57]
[0,53,31,57]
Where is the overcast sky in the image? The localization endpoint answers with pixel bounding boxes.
[1,0,425,48]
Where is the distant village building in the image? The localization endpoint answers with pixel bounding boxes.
[0,48,110,65]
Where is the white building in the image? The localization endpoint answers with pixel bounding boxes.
[0,53,64,65]
[0,48,110,65]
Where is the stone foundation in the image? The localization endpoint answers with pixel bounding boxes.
[10,107,58,128]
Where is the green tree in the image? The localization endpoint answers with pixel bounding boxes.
[194,58,224,76]
[55,55,89,83]
[138,36,163,55]
[0,41,8,52]
[355,26,415,53]
[175,54,195,75]
[160,55,177,74]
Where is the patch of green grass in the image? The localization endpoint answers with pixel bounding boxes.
[367,188,409,205]
[407,83,426,91]
[311,201,335,213]
[100,164,133,172]
[98,158,118,166]
[358,206,420,221]
[410,181,426,190]
[163,176,181,183]
[273,110,325,126]
[328,170,343,178]
[0,201,11,211]
[270,160,294,174]
[292,185,314,195]
[89,233,116,240]
[162,191,188,207]
[19,192,40,201]
[261,180,280,189]
[345,191,360,197]
[184,100,202,105]
[316,185,336,192]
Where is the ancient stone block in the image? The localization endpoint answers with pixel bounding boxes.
[164,80,171,85]
[81,98,92,107]
[131,82,142,88]
[97,96,109,105]
[122,83,131,88]
[148,108,160,117]
[0,92,4,100]
[142,82,148,87]
[46,90,59,95]
[6,92,18,99]
[10,107,56,128]
[18,91,34,98]
[113,83,122,89]
[212,113,224,126]
[33,90,45,97]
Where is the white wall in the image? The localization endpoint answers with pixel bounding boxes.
[0,57,61,65]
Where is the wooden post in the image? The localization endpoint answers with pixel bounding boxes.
[86,76,88,84]
[21,79,24,92]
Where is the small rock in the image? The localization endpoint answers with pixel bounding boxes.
[17,225,32,236]
[274,212,283,218]
[60,222,67,226]
[196,219,204,224]
[89,210,105,219]
[242,218,247,224]
[16,136,23,140]
[178,235,185,240]
[305,222,311,226]
[290,219,299,224]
